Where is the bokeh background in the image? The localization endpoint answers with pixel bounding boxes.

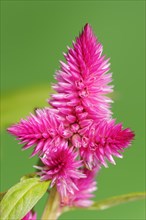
[1,0,145,219]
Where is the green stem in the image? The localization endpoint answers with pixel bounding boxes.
[62,192,146,213]
[41,187,61,220]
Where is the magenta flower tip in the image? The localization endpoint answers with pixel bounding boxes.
[21,210,37,220]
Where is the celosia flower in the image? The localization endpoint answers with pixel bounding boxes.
[8,108,72,156]
[68,168,99,207]
[79,119,135,169]
[21,210,37,220]
[36,144,86,203]
[49,24,113,123]
[8,23,135,208]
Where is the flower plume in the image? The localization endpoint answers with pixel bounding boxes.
[8,23,135,207]
[49,24,113,122]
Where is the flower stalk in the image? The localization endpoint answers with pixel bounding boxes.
[41,187,61,220]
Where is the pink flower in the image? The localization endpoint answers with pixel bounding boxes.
[21,210,37,220]
[36,144,86,203]
[7,23,135,208]
[8,108,72,156]
[79,119,135,169]
[49,24,113,123]
[68,168,99,207]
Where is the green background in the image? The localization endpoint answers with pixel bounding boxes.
[1,0,145,219]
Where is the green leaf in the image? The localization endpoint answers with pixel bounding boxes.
[62,192,146,213]
[1,84,54,130]
[20,172,37,182]
[0,177,50,220]
[0,192,6,202]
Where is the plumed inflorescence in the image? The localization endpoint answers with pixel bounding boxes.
[8,24,134,207]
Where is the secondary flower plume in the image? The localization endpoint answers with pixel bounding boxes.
[68,168,99,207]
[8,23,134,206]
[36,144,86,202]
[79,119,134,169]
[8,108,70,157]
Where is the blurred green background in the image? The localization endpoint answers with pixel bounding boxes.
[1,0,145,219]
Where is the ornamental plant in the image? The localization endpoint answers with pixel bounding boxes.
[0,24,145,220]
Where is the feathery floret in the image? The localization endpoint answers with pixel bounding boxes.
[79,119,135,169]
[36,144,86,203]
[8,108,71,156]
[68,168,99,207]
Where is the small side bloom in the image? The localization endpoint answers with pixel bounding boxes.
[21,210,37,220]
[36,144,86,204]
[68,168,99,207]
[7,108,71,156]
[79,119,135,169]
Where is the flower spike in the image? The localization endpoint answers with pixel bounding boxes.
[49,24,113,123]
